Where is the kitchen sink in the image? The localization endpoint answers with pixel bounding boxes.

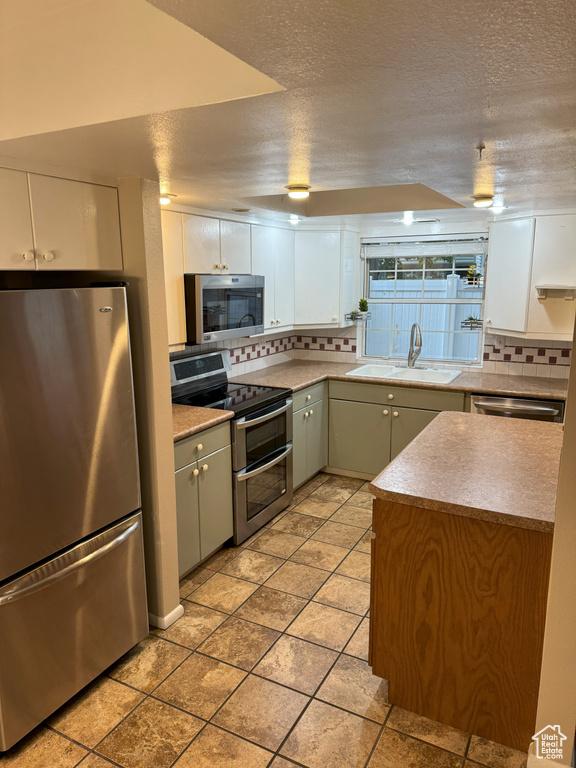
[345,364,398,378]
[346,364,462,384]
[385,368,462,384]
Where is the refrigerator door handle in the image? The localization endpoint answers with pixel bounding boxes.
[0,519,140,606]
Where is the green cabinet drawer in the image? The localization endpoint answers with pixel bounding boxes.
[293,382,326,411]
[329,399,391,476]
[174,421,231,470]
[329,380,464,412]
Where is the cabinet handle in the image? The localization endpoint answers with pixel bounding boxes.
[214,264,221,270]
[306,395,311,401]
[388,394,394,400]
[304,412,309,418]
[23,250,35,262]
[393,411,399,417]
[332,315,338,321]
[383,409,389,415]
[43,251,56,262]
[202,464,209,471]
[309,409,314,415]
[223,264,229,270]
[192,469,199,477]
[277,319,281,324]
[196,443,203,451]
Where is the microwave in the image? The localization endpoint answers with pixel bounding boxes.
[184,274,265,344]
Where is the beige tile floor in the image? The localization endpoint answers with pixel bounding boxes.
[2,472,528,768]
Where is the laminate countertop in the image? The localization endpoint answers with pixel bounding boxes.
[229,359,569,400]
[369,411,563,533]
[173,404,234,442]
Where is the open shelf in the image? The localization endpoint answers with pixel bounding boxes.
[535,285,576,300]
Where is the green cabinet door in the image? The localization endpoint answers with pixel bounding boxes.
[292,407,309,490]
[329,399,391,476]
[198,445,234,559]
[390,406,439,460]
[175,462,201,577]
[307,397,328,478]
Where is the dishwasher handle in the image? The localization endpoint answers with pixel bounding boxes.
[473,401,560,416]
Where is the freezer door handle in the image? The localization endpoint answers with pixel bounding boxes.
[0,518,140,606]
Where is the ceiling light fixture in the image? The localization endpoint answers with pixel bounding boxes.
[286,185,310,200]
[289,214,300,224]
[472,194,494,208]
[160,193,177,205]
[403,210,414,225]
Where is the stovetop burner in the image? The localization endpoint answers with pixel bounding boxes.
[172,381,292,417]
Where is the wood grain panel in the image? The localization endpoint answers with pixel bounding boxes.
[370,498,553,752]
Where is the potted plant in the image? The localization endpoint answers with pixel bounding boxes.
[346,299,370,322]
[461,314,483,330]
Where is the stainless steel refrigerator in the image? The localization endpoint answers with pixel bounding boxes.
[0,286,148,751]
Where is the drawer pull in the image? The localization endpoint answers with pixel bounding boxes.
[202,464,209,472]
[383,409,389,416]
[306,395,311,401]
[388,394,394,400]
[196,443,203,451]
[309,409,314,415]
[193,469,199,477]
[393,411,399,417]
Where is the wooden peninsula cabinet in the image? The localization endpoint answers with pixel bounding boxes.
[369,412,562,753]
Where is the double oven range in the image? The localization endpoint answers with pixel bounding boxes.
[171,350,293,544]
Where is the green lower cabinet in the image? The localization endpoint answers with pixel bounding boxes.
[198,445,234,559]
[306,398,328,477]
[293,397,328,489]
[174,444,233,578]
[390,406,438,460]
[329,399,391,476]
[293,407,309,489]
[175,462,201,577]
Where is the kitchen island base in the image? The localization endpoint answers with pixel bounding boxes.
[370,497,553,753]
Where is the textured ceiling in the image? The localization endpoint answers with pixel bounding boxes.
[0,0,574,219]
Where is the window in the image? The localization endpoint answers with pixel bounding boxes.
[361,237,487,364]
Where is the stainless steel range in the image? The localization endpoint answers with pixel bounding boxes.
[170,350,293,544]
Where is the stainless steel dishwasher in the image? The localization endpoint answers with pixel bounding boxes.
[470,395,565,422]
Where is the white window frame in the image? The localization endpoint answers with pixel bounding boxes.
[357,235,488,367]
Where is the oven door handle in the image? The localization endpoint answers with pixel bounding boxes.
[235,399,293,429]
[236,444,293,481]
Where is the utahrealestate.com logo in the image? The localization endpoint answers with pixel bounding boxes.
[532,725,567,761]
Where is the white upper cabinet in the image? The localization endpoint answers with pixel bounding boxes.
[274,228,295,328]
[183,214,251,274]
[484,218,534,334]
[485,214,576,340]
[0,168,35,270]
[220,220,251,273]
[527,216,576,337]
[251,225,295,330]
[294,231,342,325]
[29,174,122,270]
[251,225,276,329]
[183,214,220,273]
[161,210,187,346]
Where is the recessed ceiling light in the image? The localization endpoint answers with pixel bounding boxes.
[232,208,251,213]
[286,185,310,199]
[403,210,414,225]
[472,194,494,208]
[159,193,177,205]
[289,214,300,223]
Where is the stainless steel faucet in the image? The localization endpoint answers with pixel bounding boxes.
[408,323,422,368]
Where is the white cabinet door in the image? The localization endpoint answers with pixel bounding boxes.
[274,228,295,328]
[220,220,251,273]
[161,211,187,346]
[528,215,576,337]
[295,231,341,325]
[484,218,534,333]
[183,214,220,273]
[251,225,276,330]
[29,174,123,271]
[0,168,35,270]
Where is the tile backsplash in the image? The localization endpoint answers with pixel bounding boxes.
[170,329,572,379]
[482,334,572,378]
[169,327,358,376]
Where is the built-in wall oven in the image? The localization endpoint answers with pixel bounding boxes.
[184,274,264,344]
[170,350,293,545]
